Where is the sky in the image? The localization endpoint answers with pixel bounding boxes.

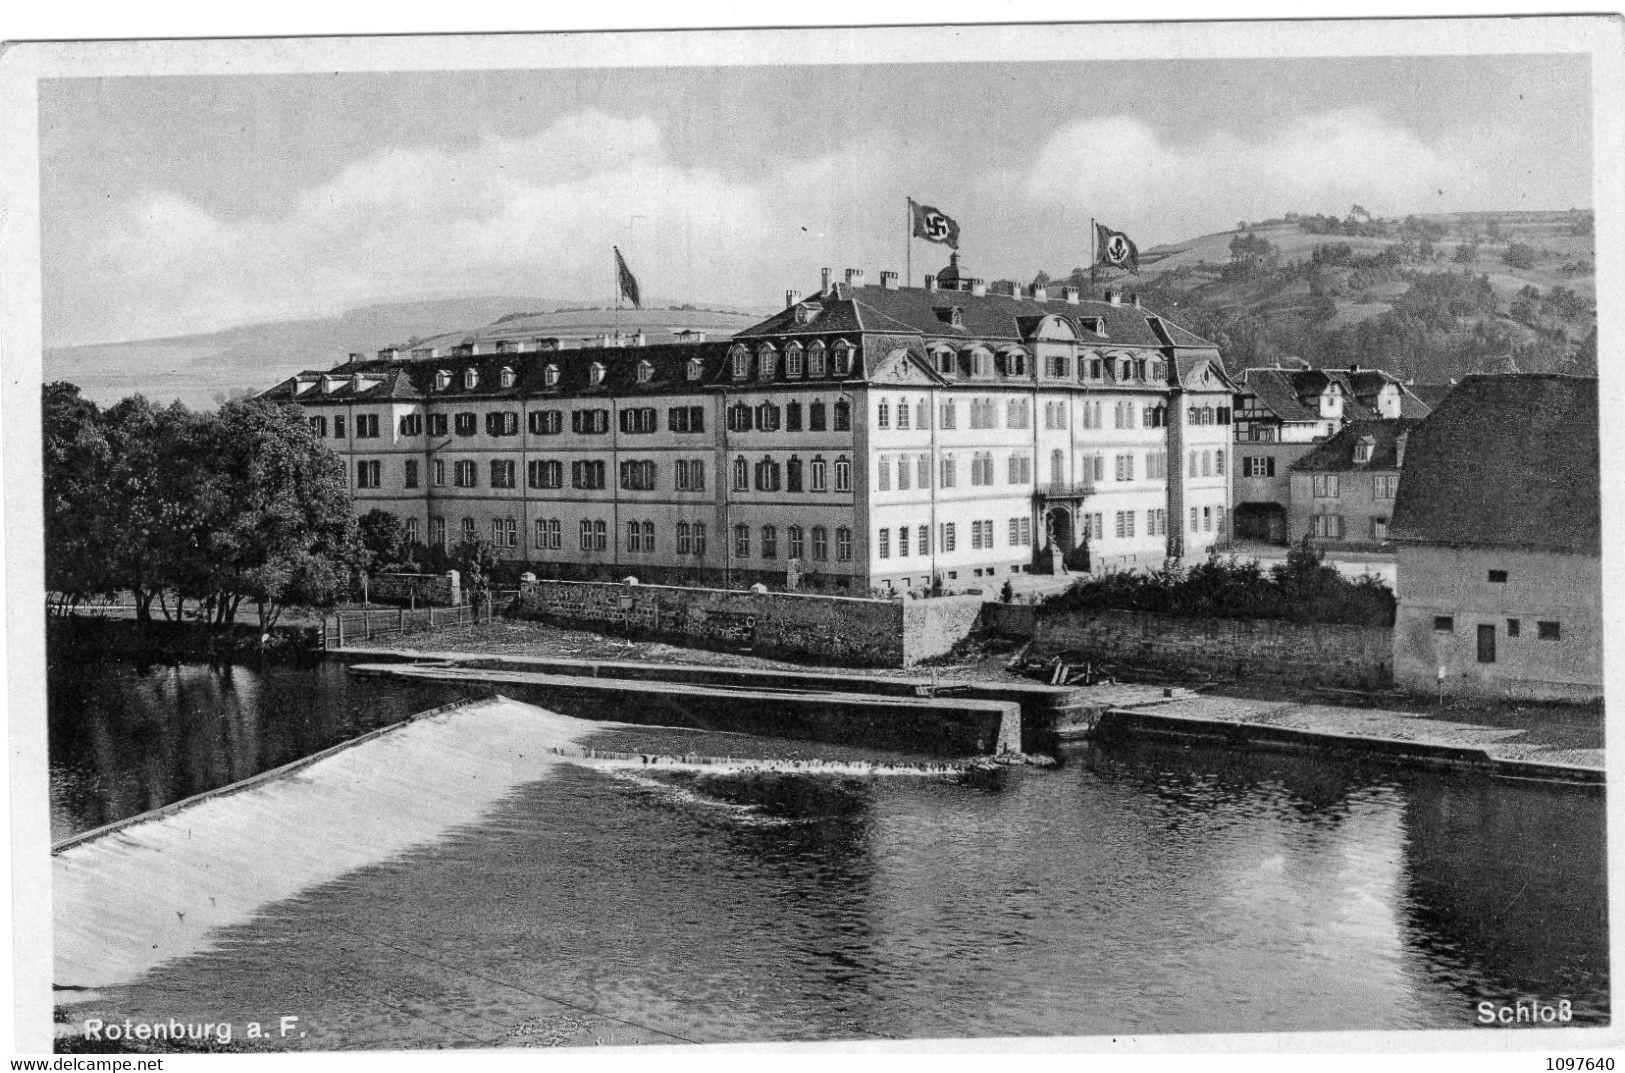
[39,51,1594,347]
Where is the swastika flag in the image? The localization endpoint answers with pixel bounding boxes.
[1095,222,1140,272]
[909,199,961,250]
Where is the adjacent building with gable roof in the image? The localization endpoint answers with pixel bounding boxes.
[1288,418,1422,550]
[260,256,1237,594]
[1388,374,1600,700]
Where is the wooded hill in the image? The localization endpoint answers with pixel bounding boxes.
[1021,209,1596,384]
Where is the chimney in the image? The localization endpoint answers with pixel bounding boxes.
[993,280,1017,298]
[1060,285,1080,304]
[925,274,937,292]
[1105,290,1122,306]
[378,347,400,361]
[348,352,363,362]
[634,331,646,347]
[821,267,832,295]
[786,288,802,309]
[969,278,987,297]
[880,270,899,290]
[845,268,866,287]
[1030,285,1048,302]
[1130,293,1141,309]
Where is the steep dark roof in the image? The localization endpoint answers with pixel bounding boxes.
[1238,365,1433,424]
[1388,374,1599,554]
[1291,418,1421,472]
[1408,383,1457,408]
[736,282,1215,349]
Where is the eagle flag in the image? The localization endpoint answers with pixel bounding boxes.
[614,246,641,309]
[1095,222,1139,272]
[909,199,960,250]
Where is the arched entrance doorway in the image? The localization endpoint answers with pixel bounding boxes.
[1234,502,1288,545]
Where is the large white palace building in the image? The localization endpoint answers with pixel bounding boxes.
[261,257,1238,594]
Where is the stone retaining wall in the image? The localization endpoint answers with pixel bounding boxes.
[1027,608,1392,688]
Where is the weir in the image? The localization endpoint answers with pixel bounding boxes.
[346,660,1024,755]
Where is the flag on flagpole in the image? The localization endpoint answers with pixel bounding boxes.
[614,246,641,309]
[1094,222,1139,272]
[908,199,961,249]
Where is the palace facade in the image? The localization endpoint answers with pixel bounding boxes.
[260,259,1238,594]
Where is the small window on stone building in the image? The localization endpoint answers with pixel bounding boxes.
[1507,618,1521,637]
[1487,569,1508,583]
[1537,621,1561,640]
[1433,616,1454,632]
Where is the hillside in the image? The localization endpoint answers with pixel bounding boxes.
[44,298,770,410]
[1039,209,1596,383]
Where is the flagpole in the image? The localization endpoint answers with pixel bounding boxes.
[613,247,620,343]
[906,199,912,289]
[1090,218,1096,292]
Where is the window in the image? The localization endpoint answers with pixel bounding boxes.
[1312,474,1340,498]
[1477,624,1497,664]
[572,409,609,434]
[618,407,657,434]
[970,349,993,378]
[732,456,749,491]
[878,456,891,491]
[454,460,477,488]
[810,400,827,431]
[918,525,930,555]
[878,529,890,559]
[1488,569,1509,583]
[356,460,381,488]
[917,454,931,489]
[939,400,957,429]
[1507,618,1521,637]
[571,460,606,489]
[1373,474,1398,499]
[308,416,328,437]
[627,520,643,553]
[674,459,706,492]
[686,358,703,382]
[534,519,562,550]
[734,524,750,558]
[490,460,516,489]
[579,521,594,552]
[461,517,477,545]
[430,517,446,546]
[811,526,829,561]
[403,460,419,488]
[543,364,559,387]
[785,343,804,378]
[1201,451,1212,478]
[757,345,777,380]
[691,523,707,556]
[786,401,802,431]
[620,460,657,491]
[811,456,828,492]
[432,460,446,487]
[834,456,851,492]
[787,526,805,560]
[454,412,477,436]
[1115,511,1127,539]
[1146,452,1166,480]
[635,360,653,384]
[1148,509,1167,537]
[833,341,854,375]
[528,459,563,489]
[434,370,451,392]
[898,527,912,557]
[1009,518,1021,546]
[940,456,956,488]
[493,517,518,549]
[1008,454,1032,484]
[1311,514,1344,539]
[1215,451,1225,476]
[588,362,606,386]
[786,456,803,493]
[808,342,827,378]
[462,369,478,390]
[1244,456,1277,478]
[1007,399,1030,428]
[529,409,563,435]
[1433,615,1454,632]
[676,521,692,555]
[1006,350,1029,377]
[833,400,852,431]
[754,457,782,492]
[500,366,516,389]
[1203,507,1213,532]
[427,413,448,437]
[1190,507,1199,533]
[354,414,379,437]
[334,415,346,439]
[1353,441,1372,464]
[727,403,753,433]
[897,398,911,429]
[730,345,750,380]
[1114,454,1134,482]
[836,526,852,561]
[1371,516,1388,541]
[941,522,956,553]
[755,402,781,431]
[1538,621,1562,641]
[485,411,518,436]
[405,517,419,545]
[877,399,890,428]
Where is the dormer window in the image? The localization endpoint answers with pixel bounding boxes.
[757,343,777,381]
[589,362,606,386]
[463,368,478,390]
[729,344,750,380]
[832,340,854,376]
[1119,359,1134,381]
[934,349,956,376]
[807,340,827,378]
[794,304,820,326]
[968,347,993,379]
[1003,349,1028,377]
[1147,360,1164,381]
[785,342,804,378]
[636,360,653,384]
[543,363,559,387]
[434,369,451,391]
[499,366,516,389]
[686,357,703,381]
[1353,438,1374,464]
[935,306,964,328]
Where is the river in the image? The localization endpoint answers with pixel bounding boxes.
[47,656,1609,1046]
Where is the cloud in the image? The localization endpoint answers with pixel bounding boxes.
[1023,109,1499,246]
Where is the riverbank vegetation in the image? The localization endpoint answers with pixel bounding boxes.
[1044,541,1397,627]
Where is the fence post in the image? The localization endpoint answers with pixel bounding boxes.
[364,612,371,642]
[399,608,405,634]
[337,613,345,649]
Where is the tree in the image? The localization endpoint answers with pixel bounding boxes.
[357,509,413,574]
[207,398,358,631]
[1031,270,1051,289]
[1502,242,1537,271]
[452,538,500,612]
[42,383,115,612]
[1350,203,1371,220]
[1453,242,1477,264]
